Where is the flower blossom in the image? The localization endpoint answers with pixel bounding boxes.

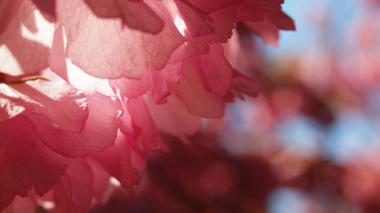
[0,0,294,212]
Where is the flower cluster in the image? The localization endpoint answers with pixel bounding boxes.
[0,0,293,212]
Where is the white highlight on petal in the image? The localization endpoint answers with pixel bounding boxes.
[0,46,23,75]
[109,177,121,187]
[0,84,25,121]
[40,201,56,210]
[66,59,115,96]
[174,15,187,36]
[21,9,54,47]
[164,0,188,36]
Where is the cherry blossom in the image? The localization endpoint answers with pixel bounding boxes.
[0,0,294,211]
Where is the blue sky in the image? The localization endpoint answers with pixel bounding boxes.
[265,0,360,57]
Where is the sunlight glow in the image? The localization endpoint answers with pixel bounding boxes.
[40,201,56,210]
[110,177,121,187]
[66,59,115,96]
[164,0,188,36]
[0,46,22,75]
[21,9,54,47]
[174,15,187,36]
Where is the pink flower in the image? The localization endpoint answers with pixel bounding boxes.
[0,0,294,211]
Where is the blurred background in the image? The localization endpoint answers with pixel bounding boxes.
[94,1,380,212]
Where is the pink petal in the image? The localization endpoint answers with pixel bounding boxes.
[8,77,88,132]
[0,188,15,211]
[0,0,53,76]
[2,196,36,213]
[186,0,241,13]
[168,58,225,118]
[168,6,237,62]
[57,0,184,79]
[0,115,68,197]
[0,85,25,122]
[54,160,93,213]
[231,72,260,99]
[245,11,295,46]
[146,94,201,142]
[0,0,20,35]
[49,25,68,81]
[245,20,280,46]
[270,11,296,31]
[33,93,120,157]
[174,0,214,37]
[149,61,183,104]
[31,0,56,21]
[92,132,141,192]
[236,0,283,22]
[150,68,171,104]
[88,161,114,206]
[200,44,234,97]
[127,97,168,154]
[111,70,151,99]
[172,0,288,59]
[84,0,164,34]
[119,106,137,137]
